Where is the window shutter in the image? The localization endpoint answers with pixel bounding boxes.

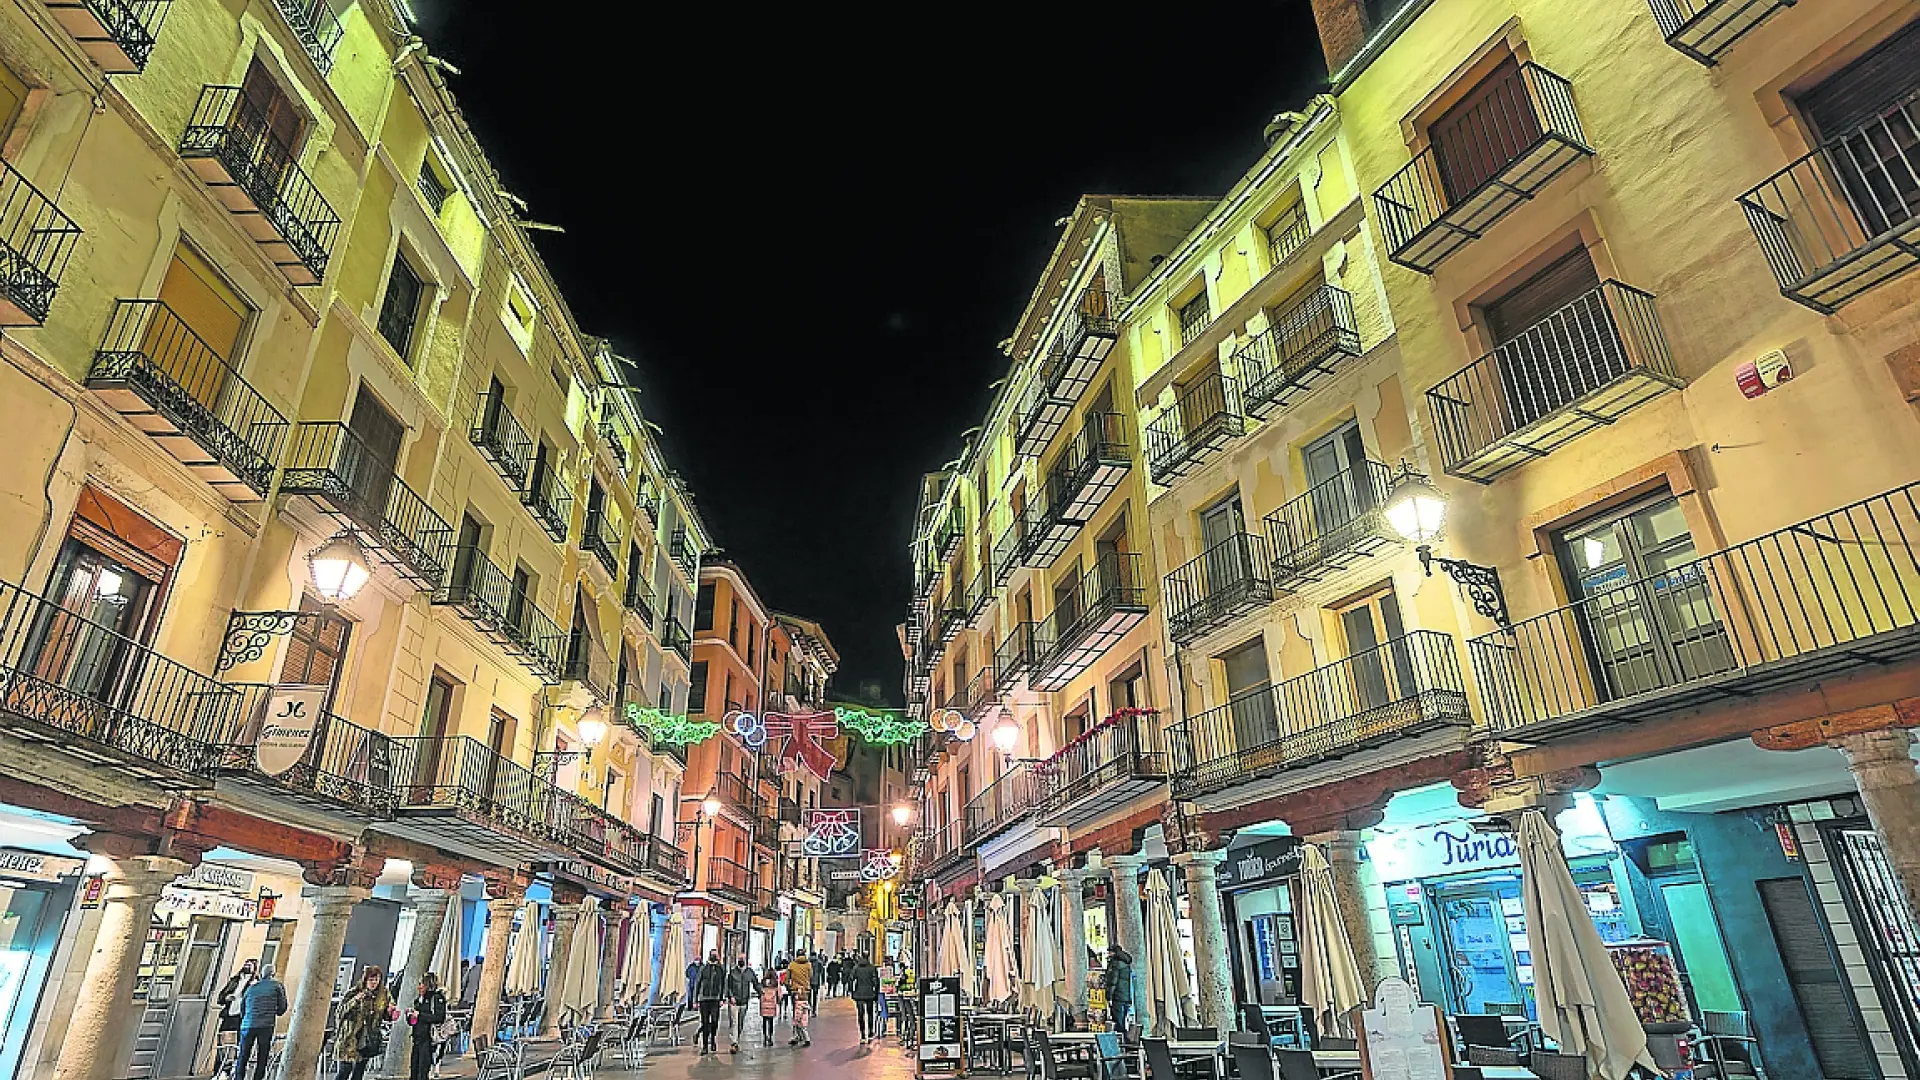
[1798,20,1920,140]
[1484,249,1603,343]
[1757,877,1879,1079]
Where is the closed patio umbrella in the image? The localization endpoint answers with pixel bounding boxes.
[429,897,463,1000]
[962,897,978,1001]
[943,904,967,978]
[504,902,543,995]
[1027,884,1063,1017]
[657,910,688,1004]
[984,893,1016,1006]
[1296,845,1366,1039]
[1517,809,1659,1080]
[619,910,651,1002]
[1143,869,1193,1037]
[556,899,601,1021]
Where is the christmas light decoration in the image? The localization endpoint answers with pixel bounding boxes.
[835,706,928,747]
[803,808,862,858]
[765,710,840,780]
[726,709,768,750]
[623,704,720,746]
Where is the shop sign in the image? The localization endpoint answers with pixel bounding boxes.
[255,685,327,776]
[0,847,84,884]
[159,886,256,919]
[178,862,255,893]
[1367,813,1616,882]
[1216,837,1303,891]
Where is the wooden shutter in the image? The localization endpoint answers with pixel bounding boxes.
[1757,877,1878,1079]
[1798,20,1920,140]
[1484,248,1602,343]
[1431,55,1543,202]
[240,58,304,153]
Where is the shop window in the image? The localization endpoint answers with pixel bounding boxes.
[1793,20,1920,242]
[377,249,427,362]
[256,919,291,974]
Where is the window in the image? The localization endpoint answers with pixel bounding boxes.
[281,595,351,697]
[240,58,303,156]
[746,622,757,670]
[1177,291,1211,346]
[0,59,28,145]
[508,565,533,630]
[1428,55,1538,204]
[413,671,458,788]
[695,583,716,631]
[257,920,291,974]
[1109,661,1147,711]
[729,598,740,650]
[417,156,451,213]
[689,660,709,714]
[1265,202,1309,268]
[1793,21,1920,242]
[154,245,250,376]
[1219,637,1274,748]
[1334,585,1413,711]
[1478,247,1623,432]
[503,276,537,351]
[377,250,426,361]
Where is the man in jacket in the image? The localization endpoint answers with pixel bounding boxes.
[785,952,814,1047]
[825,954,843,998]
[1103,946,1135,1033]
[231,965,287,1080]
[725,955,757,1053]
[693,951,729,1054]
[849,956,882,1043]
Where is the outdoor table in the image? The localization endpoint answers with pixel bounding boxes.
[1311,1048,1361,1072]
[1168,1039,1224,1079]
[967,1013,1018,1074]
[1476,1069,1535,1080]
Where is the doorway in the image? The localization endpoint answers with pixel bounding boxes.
[1300,422,1373,554]
[1432,879,1526,1017]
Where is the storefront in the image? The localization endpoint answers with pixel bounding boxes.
[0,843,84,1080]
[1216,836,1304,1007]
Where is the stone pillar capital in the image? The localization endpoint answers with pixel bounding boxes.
[304,849,384,890]
[1172,849,1227,873]
[308,884,372,915]
[551,882,589,906]
[1105,852,1148,870]
[483,870,531,901]
[411,863,466,891]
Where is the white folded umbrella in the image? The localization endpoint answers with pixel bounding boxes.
[1296,845,1366,1039]
[503,902,543,996]
[619,910,651,1002]
[1517,809,1660,1080]
[556,899,601,1019]
[657,910,688,1003]
[429,897,463,1000]
[962,898,978,1001]
[1143,869,1193,1036]
[984,893,1016,1006]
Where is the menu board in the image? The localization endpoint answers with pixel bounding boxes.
[1358,977,1451,1080]
[917,975,962,1074]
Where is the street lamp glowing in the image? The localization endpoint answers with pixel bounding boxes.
[308,534,372,603]
[577,707,608,747]
[701,797,721,819]
[1385,474,1448,545]
[991,718,1021,754]
[891,803,913,828]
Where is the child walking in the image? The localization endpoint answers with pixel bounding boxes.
[758,971,780,1046]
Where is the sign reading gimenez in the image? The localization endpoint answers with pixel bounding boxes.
[255,685,328,776]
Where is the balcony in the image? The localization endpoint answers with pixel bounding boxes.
[598,418,628,472]
[1473,480,1920,743]
[934,510,962,560]
[470,390,532,493]
[994,621,1042,691]
[43,0,167,72]
[669,526,699,582]
[1166,533,1274,644]
[1649,0,1796,65]
[1169,630,1473,801]
[711,770,752,814]
[1020,486,1081,569]
[86,299,287,500]
[280,422,453,589]
[1236,284,1362,418]
[625,578,657,632]
[1740,91,1920,313]
[664,618,692,662]
[920,819,968,876]
[179,86,339,286]
[963,664,999,721]
[754,883,778,916]
[966,571,992,627]
[521,469,571,544]
[1032,552,1149,692]
[706,855,752,903]
[1146,373,1246,485]
[560,632,613,704]
[962,763,1046,846]
[383,736,564,865]
[1047,412,1131,525]
[0,159,80,326]
[270,0,341,71]
[937,598,969,645]
[213,704,392,817]
[1426,281,1680,483]
[0,574,243,788]
[778,796,802,824]
[1015,280,1119,455]
[992,522,1026,587]
[644,833,689,887]
[1038,710,1168,828]
[1262,460,1399,591]
[582,510,621,577]
[435,547,566,682]
[549,791,649,877]
[1374,63,1591,274]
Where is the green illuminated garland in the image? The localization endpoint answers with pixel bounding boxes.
[834,706,928,747]
[624,704,721,746]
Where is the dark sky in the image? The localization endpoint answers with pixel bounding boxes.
[412,3,1328,703]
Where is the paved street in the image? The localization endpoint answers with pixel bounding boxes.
[619,997,917,1080]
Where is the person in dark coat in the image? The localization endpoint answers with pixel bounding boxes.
[216,959,259,1036]
[725,955,757,1053]
[406,972,448,1080]
[826,955,843,997]
[693,951,729,1054]
[849,956,882,1043]
[231,965,286,1080]
[1103,946,1135,1033]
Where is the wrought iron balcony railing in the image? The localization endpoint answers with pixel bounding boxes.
[992,521,1026,587]
[920,819,968,874]
[213,701,393,815]
[0,158,80,326]
[712,770,752,812]
[1374,63,1590,273]
[1262,459,1399,591]
[1237,284,1362,419]
[1020,484,1080,569]
[436,546,566,682]
[1046,412,1131,525]
[1015,279,1118,455]
[966,570,992,626]
[1740,89,1920,313]
[87,299,287,500]
[963,663,998,721]
[669,526,699,582]
[470,389,532,493]
[935,509,962,560]
[179,86,338,286]
[1649,0,1796,65]
[625,577,657,632]
[281,422,453,589]
[385,735,559,864]
[42,0,171,73]
[1146,373,1246,485]
[1426,281,1680,483]
[1032,552,1149,692]
[994,621,1042,690]
[937,598,969,644]
[597,418,628,472]
[0,575,241,786]
[706,855,752,901]
[1169,630,1473,800]
[1473,480,1920,742]
[1167,532,1275,644]
[560,631,613,703]
[963,762,1046,846]
[521,467,571,543]
[1039,709,1168,825]
[1060,277,1120,364]
[582,510,621,577]
[664,618,692,661]
[635,482,660,528]
[1266,204,1310,268]
[270,0,342,71]
[549,788,648,877]
[645,833,689,886]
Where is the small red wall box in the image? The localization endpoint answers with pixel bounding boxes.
[1737,349,1794,398]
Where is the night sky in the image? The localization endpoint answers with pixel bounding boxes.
[412,3,1329,704]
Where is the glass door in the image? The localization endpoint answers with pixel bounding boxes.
[1301,422,1371,552]
[27,539,160,712]
[1434,880,1527,1018]
[1200,494,1250,603]
[1220,638,1275,755]
[1337,587,1414,719]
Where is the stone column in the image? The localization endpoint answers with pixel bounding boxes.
[1835,728,1920,917]
[1104,853,1150,1027]
[472,873,527,1046]
[1058,865,1094,1023]
[539,889,587,1038]
[51,850,190,1080]
[378,882,453,1077]
[1173,850,1232,1033]
[1302,829,1383,998]
[280,861,378,1080]
[597,902,621,1018]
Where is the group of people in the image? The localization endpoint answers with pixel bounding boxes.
[684,949,894,1054]
[215,960,450,1080]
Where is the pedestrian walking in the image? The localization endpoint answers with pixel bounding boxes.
[333,966,397,1080]
[849,955,881,1043]
[1103,945,1134,1033]
[229,964,285,1080]
[405,972,448,1080]
[785,952,814,1047]
[758,971,781,1047]
[825,954,843,998]
[809,951,825,1011]
[726,954,756,1053]
[693,950,728,1054]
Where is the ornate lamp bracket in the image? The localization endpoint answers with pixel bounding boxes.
[215,610,303,672]
[1416,544,1511,627]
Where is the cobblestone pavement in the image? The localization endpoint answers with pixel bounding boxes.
[615,996,920,1080]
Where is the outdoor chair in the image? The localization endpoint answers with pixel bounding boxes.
[1143,1037,1212,1080]
[473,1036,517,1080]
[1034,1029,1098,1080]
[602,1012,645,1067]
[1526,1052,1588,1080]
[1095,1032,1129,1080]
[1697,1010,1760,1078]
[1227,1041,1277,1080]
[968,1016,1010,1074]
[1275,1049,1355,1080]
[1465,1045,1522,1067]
[645,992,682,1046]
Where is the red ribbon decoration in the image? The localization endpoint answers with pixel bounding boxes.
[764,710,840,781]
